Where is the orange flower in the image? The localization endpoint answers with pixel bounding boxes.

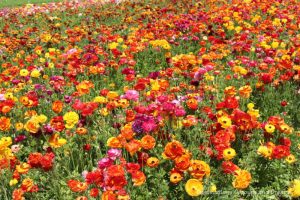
[141,135,156,150]
[232,170,252,190]
[75,196,88,200]
[107,91,119,100]
[146,157,159,168]
[21,178,34,192]
[182,115,198,127]
[124,139,141,156]
[238,85,252,98]
[163,140,185,160]
[132,170,146,186]
[52,100,63,113]
[2,105,12,114]
[224,86,237,97]
[170,171,183,184]
[120,124,134,140]
[76,127,88,135]
[126,110,135,122]
[76,80,94,96]
[186,98,198,110]
[101,191,117,200]
[12,189,25,200]
[67,180,88,192]
[188,160,210,180]
[175,154,191,171]
[107,137,122,148]
[16,163,31,174]
[19,96,29,106]
[0,116,11,131]
[0,158,10,169]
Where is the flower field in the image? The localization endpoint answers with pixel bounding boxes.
[0,0,300,199]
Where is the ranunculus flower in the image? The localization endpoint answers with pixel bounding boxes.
[107,149,122,160]
[98,157,113,169]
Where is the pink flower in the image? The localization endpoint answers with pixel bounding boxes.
[174,108,186,117]
[107,149,122,160]
[122,90,139,101]
[11,145,21,153]
[142,119,157,133]
[0,94,5,101]
[98,157,113,169]
[82,170,88,179]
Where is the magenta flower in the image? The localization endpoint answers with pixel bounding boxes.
[98,157,114,169]
[142,118,157,133]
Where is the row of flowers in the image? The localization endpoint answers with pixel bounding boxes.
[0,0,299,199]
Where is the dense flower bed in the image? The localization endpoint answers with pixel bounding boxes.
[0,0,299,199]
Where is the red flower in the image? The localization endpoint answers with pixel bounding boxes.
[279,137,291,147]
[50,116,65,132]
[28,152,42,168]
[216,97,239,110]
[272,145,290,159]
[89,188,99,198]
[260,73,273,84]
[40,152,55,171]
[280,101,288,107]
[232,109,259,131]
[222,161,240,174]
[104,165,127,191]
[85,169,104,186]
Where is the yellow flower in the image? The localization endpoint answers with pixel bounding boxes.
[171,118,183,130]
[247,103,260,118]
[288,179,300,198]
[217,115,232,128]
[286,154,297,164]
[257,145,272,159]
[37,114,47,124]
[4,92,14,100]
[271,41,279,49]
[185,179,204,197]
[100,108,109,116]
[9,179,18,186]
[30,69,41,78]
[49,62,54,68]
[25,119,40,134]
[63,112,79,129]
[108,42,118,50]
[151,80,160,91]
[265,124,275,133]
[20,69,29,76]
[15,122,24,131]
[39,58,46,63]
[117,38,124,43]
[223,148,236,160]
[49,134,67,148]
[93,96,107,104]
[0,137,12,151]
[210,183,217,193]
